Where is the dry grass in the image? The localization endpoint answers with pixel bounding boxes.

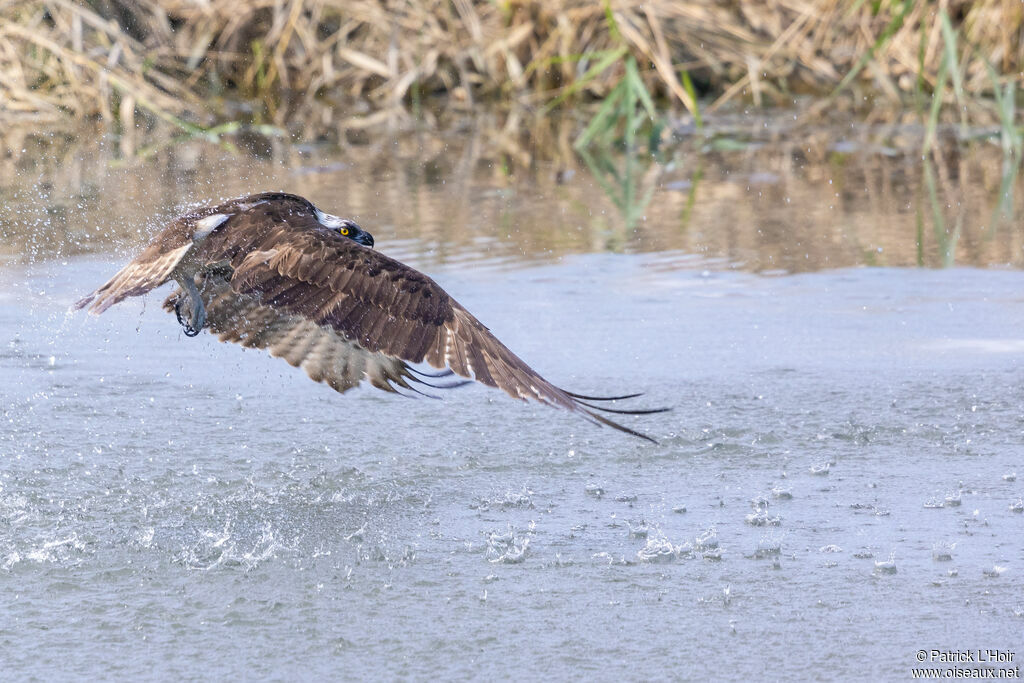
[0,0,1021,132]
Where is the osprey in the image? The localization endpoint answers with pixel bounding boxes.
[75,192,666,441]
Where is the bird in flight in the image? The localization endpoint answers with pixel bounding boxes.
[74,192,666,441]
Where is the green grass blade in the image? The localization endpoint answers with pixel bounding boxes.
[679,70,703,130]
[912,11,928,116]
[923,158,956,267]
[827,0,913,102]
[938,9,968,135]
[982,59,1022,156]
[680,163,703,231]
[624,56,656,120]
[602,0,625,46]
[989,156,1018,228]
[575,80,627,149]
[922,55,949,155]
[577,147,623,210]
[542,46,628,114]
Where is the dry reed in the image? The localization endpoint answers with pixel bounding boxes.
[0,0,1021,132]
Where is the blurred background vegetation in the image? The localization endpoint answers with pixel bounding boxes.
[1,0,1022,270]
[1,0,1021,144]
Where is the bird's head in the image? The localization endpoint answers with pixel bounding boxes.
[314,207,375,248]
[335,219,374,248]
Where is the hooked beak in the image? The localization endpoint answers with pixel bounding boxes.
[353,228,374,248]
[342,219,374,248]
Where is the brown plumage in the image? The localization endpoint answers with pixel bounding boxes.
[75,192,667,441]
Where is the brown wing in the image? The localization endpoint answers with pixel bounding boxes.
[193,211,664,440]
[75,192,664,441]
[161,273,440,395]
[74,241,193,314]
[72,195,275,314]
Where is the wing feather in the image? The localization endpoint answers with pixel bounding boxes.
[220,228,593,416]
[73,202,252,313]
[270,318,316,367]
[79,191,664,441]
[162,274,414,396]
[74,243,192,314]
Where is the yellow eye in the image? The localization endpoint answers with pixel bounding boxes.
[340,228,349,236]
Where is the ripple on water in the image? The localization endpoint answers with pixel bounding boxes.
[745,510,782,526]
[752,534,782,559]
[873,554,897,575]
[636,533,690,564]
[932,542,955,562]
[176,520,283,572]
[470,487,535,512]
[485,525,531,564]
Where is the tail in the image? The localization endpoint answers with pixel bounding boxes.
[73,243,192,314]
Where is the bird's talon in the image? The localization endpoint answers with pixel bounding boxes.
[174,298,202,337]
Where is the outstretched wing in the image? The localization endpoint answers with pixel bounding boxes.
[73,209,235,314]
[73,192,305,314]
[192,210,665,440]
[162,272,462,396]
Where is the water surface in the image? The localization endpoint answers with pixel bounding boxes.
[1,121,1023,679]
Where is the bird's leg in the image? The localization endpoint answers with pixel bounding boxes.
[173,273,206,337]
